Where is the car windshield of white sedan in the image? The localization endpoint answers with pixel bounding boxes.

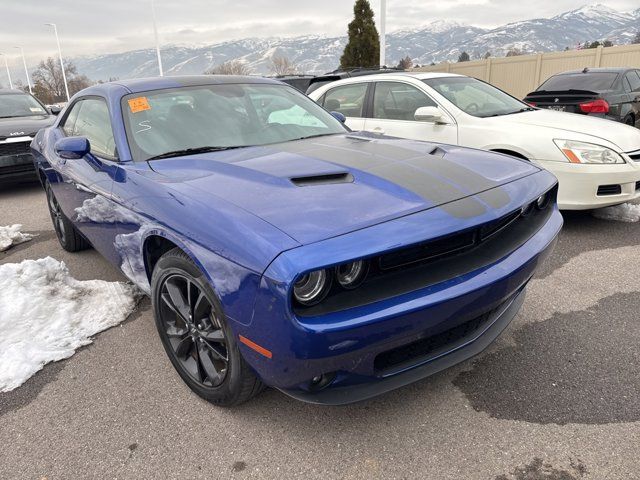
[123,84,347,161]
[0,93,48,118]
[423,77,531,118]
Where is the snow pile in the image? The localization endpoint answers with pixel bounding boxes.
[0,257,141,392]
[75,195,139,224]
[592,203,640,223]
[0,225,34,252]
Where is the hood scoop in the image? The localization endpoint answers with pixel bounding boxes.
[290,172,354,187]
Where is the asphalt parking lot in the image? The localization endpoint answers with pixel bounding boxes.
[1,182,640,480]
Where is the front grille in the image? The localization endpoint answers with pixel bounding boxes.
[0,141,31,157]
[374,297,509,374]
[597,184,622,196]
[297,185,557,317]
[636,181,640,191]
[627,151,640,162]
[0,163,35,176]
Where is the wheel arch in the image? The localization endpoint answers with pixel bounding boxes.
[489,148,530,161]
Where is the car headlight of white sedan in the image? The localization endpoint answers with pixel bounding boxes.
[553,139,625,164]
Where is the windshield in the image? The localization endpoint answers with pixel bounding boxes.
[537,72,618,92]
[122,83,347,161]
[423,77,530,118]
[0,93,48,118]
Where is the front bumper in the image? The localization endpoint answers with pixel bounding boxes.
[537,160,640,210]
[281,287,526,405]
[0,153,37,184]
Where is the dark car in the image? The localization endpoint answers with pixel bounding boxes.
[272,75,316,92]
[0,89,58,185]
[305,67,404,95]
[524,67,640,127]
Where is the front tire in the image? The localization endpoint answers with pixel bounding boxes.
[45,182,90,252]
[151,248,263,406]
[623,115,635,127]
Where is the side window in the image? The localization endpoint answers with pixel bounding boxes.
[373,82,437,121]
[626,72,640,92]
[323,83,368,118]
[74,98,117,160]
[61,101,82,136]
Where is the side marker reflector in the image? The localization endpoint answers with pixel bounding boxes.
[562,149,582,163]
[239,335,272,359]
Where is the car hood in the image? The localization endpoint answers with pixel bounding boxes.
[489,109,640,152]
[149,133,540,244]
[0,115,55,140]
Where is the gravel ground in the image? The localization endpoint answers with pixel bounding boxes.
[1,183,639,480]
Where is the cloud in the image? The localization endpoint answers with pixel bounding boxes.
[0,0,638,63]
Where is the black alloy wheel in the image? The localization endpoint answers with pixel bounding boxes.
[45,182,90,252]
[158,273,229,387]
[151,248,264,406]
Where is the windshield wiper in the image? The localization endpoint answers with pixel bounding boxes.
[147,146,243,160]
[295,132,340,141]
[485,107,536,117]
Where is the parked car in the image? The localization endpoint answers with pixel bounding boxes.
[272,75,316,92]
[524,67,640,127]
[308,72,640,210]
[31,76,561,406]
[0,89,58,184]
[306,67,403,95]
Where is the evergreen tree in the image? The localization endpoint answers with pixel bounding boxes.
[457,51,470,62]
[340,0,380,70]
[633,32,640,44]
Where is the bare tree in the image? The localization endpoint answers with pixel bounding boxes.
[505,48,524,57]
[32,57,91,104]
[205,60,251,75]
[270,55,297,76]
[396,55,413,70]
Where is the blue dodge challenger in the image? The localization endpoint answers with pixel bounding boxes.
[31,76,562,406]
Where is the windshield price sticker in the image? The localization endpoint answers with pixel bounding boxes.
[128,97,151,113]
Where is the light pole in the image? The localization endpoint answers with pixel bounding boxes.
[45,23,70,102]
[379,0,386,68]
[0,53,12,89]
[14,46,32,93]
[151,0,164,76]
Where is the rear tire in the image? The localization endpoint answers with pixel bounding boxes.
[151,248,264,406]
[45,182,90,252]
[623,115,635,127]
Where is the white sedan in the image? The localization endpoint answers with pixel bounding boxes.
[308,72,640,210]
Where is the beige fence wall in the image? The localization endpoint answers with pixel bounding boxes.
[413,44,640,99]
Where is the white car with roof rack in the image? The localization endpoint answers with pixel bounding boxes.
[307,72,640,210]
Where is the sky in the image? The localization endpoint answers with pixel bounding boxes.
[0,0,638,63]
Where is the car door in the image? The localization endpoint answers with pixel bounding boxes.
[319,82,369,131]
[625,71,640,127]
[49,97,123,265]
[363,81,458,144]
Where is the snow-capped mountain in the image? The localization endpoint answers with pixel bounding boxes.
[72,4,640,81]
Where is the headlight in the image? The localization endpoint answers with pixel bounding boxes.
[293,269,331,306]
[335,260,369,289]
[554,139,624,164]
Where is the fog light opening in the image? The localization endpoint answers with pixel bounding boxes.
[308,372,336,391]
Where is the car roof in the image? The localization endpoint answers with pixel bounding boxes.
[556,67,633,75]
[0,88,30,95]
[94,75,285,95]
[312,71,464,87]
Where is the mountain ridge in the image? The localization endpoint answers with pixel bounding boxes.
[71,4,640,81]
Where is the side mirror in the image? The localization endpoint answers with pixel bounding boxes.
[330,111,347,123]
[49,105,62,116]
[54,136,90,160]
[414,106,447,124]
